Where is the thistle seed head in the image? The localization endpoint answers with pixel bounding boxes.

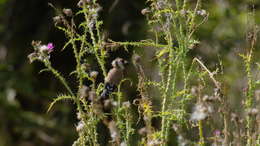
[63,8,73,17]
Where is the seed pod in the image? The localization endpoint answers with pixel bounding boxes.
[203,95,216,102]
[156,1,166,10]
[90,71,99,80]
[247,108,259,116]
[81,63,91,71]
[77,0,84,7]
[138,127,147,136]
[53,16,62,25]
[63,8,73,17]
[141,8,150,15]
[77,0,91,8]
[197,9,207,16]
[231,113,239,122]
[180,9,187,16]
[76,121,85,132]
[76,112,82,120]
[122,101,131,108]
[31,40,41,47]
[28,52,38,63]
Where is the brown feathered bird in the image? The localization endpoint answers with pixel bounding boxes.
[101,58,128,99]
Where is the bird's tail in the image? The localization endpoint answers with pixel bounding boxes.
[100,83,116,99]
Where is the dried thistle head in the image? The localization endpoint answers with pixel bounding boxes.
[77,0,84,8]
[203,95,216,102]
[63,8,73,17]
[31,40,42,47]
[247,108,259,116]
[190,103,213,121]
[255,90,260,102]
[77,0,91,8]
[90,71,99,80]
[197,9,207,16]
[53,16,63,25]
[156,0,166,10]
[27,52,38,63]
[122,101,131,108]
[138,127,147,136]
[231,113,239,123]
[81,63,91,71]
[76,120,85,132]
[141,8,151,15]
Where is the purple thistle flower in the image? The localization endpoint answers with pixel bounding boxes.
[47,43,54,53]
[214,130,221,136]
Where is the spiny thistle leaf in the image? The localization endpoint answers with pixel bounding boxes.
[47,94,74,113]
[39,68,50,74]
[156,48,170,58]
[62,38,81,51]
[69,70,77,76]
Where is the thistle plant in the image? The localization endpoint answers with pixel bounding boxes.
[27,0,260,145]
[240,4,259,144]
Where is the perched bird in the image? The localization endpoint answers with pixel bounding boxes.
[101,58,128,99]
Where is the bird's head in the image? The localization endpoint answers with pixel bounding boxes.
[112,58,128,70]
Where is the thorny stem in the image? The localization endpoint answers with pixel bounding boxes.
[189,0,201,37]
[111,41,168,49]
[194,58,221,89]
[195,57,234,144]
[71,35,83,88]
[245,49,254,146]
[83,4,107,77]
[66,28,86,121]
[60,7,100,144]
[125,112,131,145]
[199,120,205,146]
[39,0,246,145]
[245,0,257,143]
[135,62,154,144]
[161,28,174,144]
[90,111,99,146]
[95,50,107,77]
[223,111,231,145]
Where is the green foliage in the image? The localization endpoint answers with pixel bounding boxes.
[26,0,260,145]
[0,0,8,5]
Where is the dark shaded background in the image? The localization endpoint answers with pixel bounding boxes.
[0,0,260,145]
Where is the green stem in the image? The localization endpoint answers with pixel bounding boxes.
[82,5,107,77]
[246,116,253,146]
[161,33,174,144]
[115,41,168,48]
[199,120,205,146]
[245,50,255,146]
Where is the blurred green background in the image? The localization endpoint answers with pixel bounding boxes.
[0,0,260,145]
